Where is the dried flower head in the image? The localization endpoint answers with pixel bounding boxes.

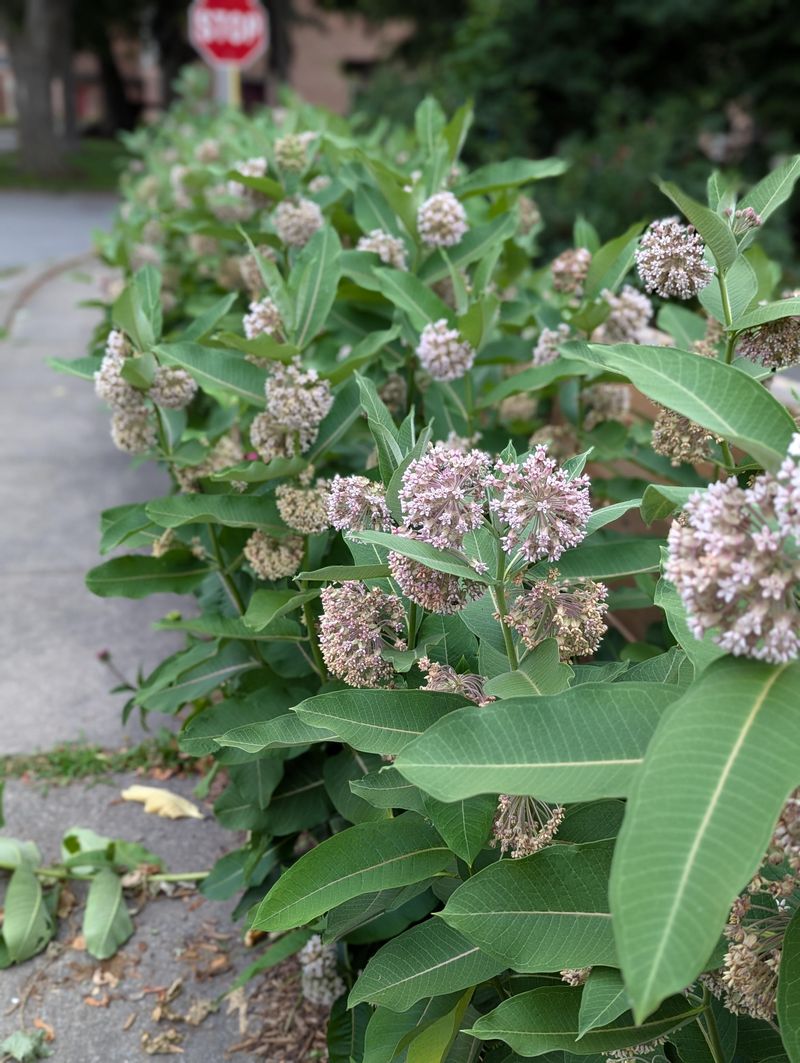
[379,373,408,415]
[327,475,392,532]
[243,296,284,342]
[110,407,157,454]
[389,541,483,614]
[149,366,198,410]
[244,530,304,581]
[594,285,654,344]
[249,413,295,463]
[417,191,468,248]
[275,478,330,534]
[507,572,608,660]
[399,443,491,550]
[274,197,324,247]
[491,447,592,563]
[418,657,492,706]
[151,529,176,558]
[737,294,800,369]
[416,319,476,381]
[582,383,631,430]
[651,406,713,466]
[492,795,565,858]
[666,440,800,663]
[603,1036,668,1062]
[636,216,715,299]
[550,247,591,296]
[356,229,408,270]
[297,934,345,1007]
[532,324,571,366]
[319,582,406,688]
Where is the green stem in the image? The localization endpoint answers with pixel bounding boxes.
[699,988,726,1063]
[153,403,172,459]
[718,272,733,333]
[32,867,209,883]
[301,587,327,680]
[492,581,518,670]
[407,602,418,651]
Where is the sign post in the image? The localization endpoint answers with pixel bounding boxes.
[188,0,269,107]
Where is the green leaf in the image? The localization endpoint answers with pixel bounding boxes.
[584,223,644,299]
[467,985,701,1055]
[419,215,518,284]
[415,96,447,155]
[585,499,642,536]
[578,967,629,1037]
[374,268,453,331]
[211,456,308,483]
[85,553,213,598]
[244,588,319,631]
[351,530,490,584]
[394,684,679,803]
[229,927,312,992]
[477,359,579,408]
[738,154,800,226]
[653,577,725,673]
[406,989,473,1063]
[294,689,470,755]
[611,657,800,1021]
[146,493,286,532]
[328,996,370,1063]
[289,226,343,347]
[156,613,301,642]
[182,292,238,342]
[531,538,661,582]
[641,485,698,525]
[219,713,335,753]
[362,995,466,1063]
[422,793,497,865]
[349,767,426,815]
[0,839,41,871]
[136,642,257,714]
[298,563,390,582]
[82,869,134,960]
[120,351,156,388]
[324,749,388,824]
[216,330,300,364]
[326,326,401,385]
[253,813,452,931]
[700,255,757,323]
[454,158,568,198]
[442,841,616,971]
[657,179,738,272]
[0,1029,53,1061]
[308,376,362,461]
[350,918,504,1011]
[778,907,800,1062]
[730,296,800,332]
[48,354,100,381]
[485,640,573,699]
[154,342,267,405]
[2,866,54,964]
[564,340,796,472]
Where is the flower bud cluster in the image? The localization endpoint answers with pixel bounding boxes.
[244,530,304,581]
[506,572,608,660]
[417,191,468,247]
[319,582,406,688]
[297,935,345,1007]
[636,216,715,299]
[492,795,565,859]
[274,197,324,247]
[356,229,408,270]
[416,319,476,381]
[550,247,591,296]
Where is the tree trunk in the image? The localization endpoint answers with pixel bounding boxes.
[5,0,67,177]
[50,0,77,148]
[264,0,293,104]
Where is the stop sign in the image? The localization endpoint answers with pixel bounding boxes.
[189,0,269,68]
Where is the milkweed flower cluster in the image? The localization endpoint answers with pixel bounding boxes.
[415,319,476,381]
[308,174,331,194]
[399,443,492,549]
[297,935,345,1007]
[507,573,608,660]
[250,358,333,462]
[491,446,592,563]
[238,245,276,296]
[604,1036,669,1062]
[593,285,654,344]
[388,543,484,614]
[582,383,631,431]
[737,292,800,369]
[560,967,592,987]
[418,657,492,706]
[356,229,408,270]
[227,156,268,198]
[517,194,541,234]
[273,197,324,247]
[149,366,198,410]
[244,530,304,581]
[636,217,715,299]
[94,329,174,453]
[174,432,243,493]
[319,583,406,688]
[274,133,311,173]
[110,408,157,454]
[532,324,571,366]
[666,436,800,663]
[417,191,468,247]
[726,205,762,235]
[275,476,330,535]
[243,296,284,342]
[651,406,714,467]
[492,795,565,858]
[327,475,392,532]
[550,247,591,296]
[528,424,580,463]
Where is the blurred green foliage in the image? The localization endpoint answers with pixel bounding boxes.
[340,0,800,260]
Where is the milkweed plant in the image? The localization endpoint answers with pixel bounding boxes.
[12,71,800,1060]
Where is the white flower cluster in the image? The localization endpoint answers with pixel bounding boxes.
[356,228,408,270]
[274,197,324,247]
[417,191,468,247]
[297,935,346,1007]
[416,319,476,381]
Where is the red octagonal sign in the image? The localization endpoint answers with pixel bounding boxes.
[189,0,269,69]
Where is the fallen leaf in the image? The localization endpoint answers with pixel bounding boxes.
[185,999,215,1027]
[226,987,249,1036]
[162,978,183,1004]
[141,1029,184,1055]
[32,1020,54,1043]
[122,1013,137,1031]
[83,995,109,1008]
[92,968,119,989]
[69,935,86,951]
[120,786,203,820]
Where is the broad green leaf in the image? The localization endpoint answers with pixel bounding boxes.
[477,360,580,408]
[670,996,738,1062]
[82,869,134,960]
[253,813,452,931]
[730,296,800,332]
[229,927,312,991]
[99,502,156,553]
[611,656,800,1021]
[653,578,725,673]
[154,341,267,405]
[308,376,362,461]
[657,304,707,349]
[415,96,446,155]
[422,793,497,865]
[216,330,300,364]
[406,989,473,1063]
[261,754,332,835]
[146,493,286,532]
[467,985,701,1055]
[421,215,518,284]
[443,101,474,162]
[350,918,504,1011]
[700,255,757,323]
[350,767,426,815]
[0,839,42,871]
[210,456,308,484]
[228,757,285,810]
[48,354,99,380]
[362,995,466,1063]
[324,749,388,824]
[119,351,155,388]
[219,713,335,753]
[156,613,301,642]
[289,226,343,348]
[351,530,490,583]
[584,223,644,299]
[778,908,800,1062]
[442,841,616,971]
[532,538,661,581]
[564,340,796,472]
[558,800,626,844]
[577,967,629,1037]
[657,179,738,272]
[136,642,257,714]
[85,553,213,598]
[739,154,800,226]
[298,563,390,582]
[394,684,679,803]
[327,996,370,1063]
[585,499,642,536]
[641,485,698,525]
[244,588,319,630]
[2,866,54,964]
[201,842,286,901]
[454,158,568,198]
[182,292,238,342]
[326,326,401,385]
[485,640,573,699]
[374,268,453,331]
[294,689,470,755]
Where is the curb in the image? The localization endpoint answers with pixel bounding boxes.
[1,250,99,335]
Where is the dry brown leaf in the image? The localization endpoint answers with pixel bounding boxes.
[122,1012,137,1031]
[184,999,215,1027]
[69,934,86,951]
[226,987,249,1036]
[84,994,110,1008]
[120,785,203,820]
[141,1028,184,1055]
[33,1018,55,1042]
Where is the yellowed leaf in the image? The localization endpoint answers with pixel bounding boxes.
[120,786,203,820]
